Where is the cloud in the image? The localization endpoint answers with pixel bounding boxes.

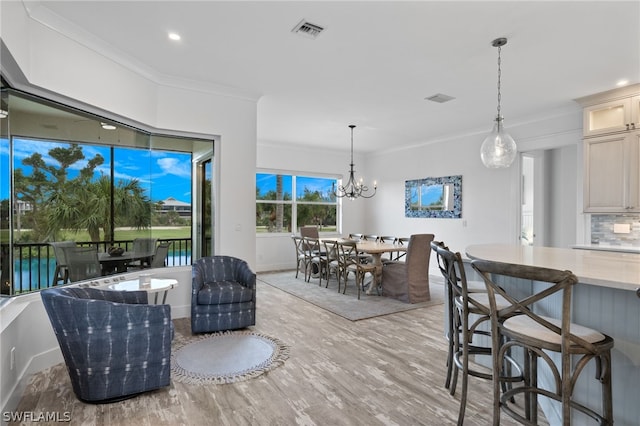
[156,157,191,178]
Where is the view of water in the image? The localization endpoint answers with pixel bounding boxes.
[12,250,192,294]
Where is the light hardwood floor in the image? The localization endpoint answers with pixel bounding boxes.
[13,276,538,425]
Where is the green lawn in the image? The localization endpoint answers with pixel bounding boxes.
[6,227,191,244]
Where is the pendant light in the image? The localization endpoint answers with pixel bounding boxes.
[480,37,517,168]
[332,125,377,200]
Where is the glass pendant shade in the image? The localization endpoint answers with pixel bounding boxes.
[480,116,517,168]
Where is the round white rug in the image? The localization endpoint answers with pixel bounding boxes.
[171,331,289,384]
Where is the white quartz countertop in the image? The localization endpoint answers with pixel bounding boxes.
[571,244,640,254]
[466,244,640,292]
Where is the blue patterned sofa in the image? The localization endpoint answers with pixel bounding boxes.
[40,287,173,403]
[191,256,256,333]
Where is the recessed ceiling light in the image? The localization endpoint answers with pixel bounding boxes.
[101,122,116,130]
[0,109,7,119]
[168,32,181,41]
[616,79,629,87]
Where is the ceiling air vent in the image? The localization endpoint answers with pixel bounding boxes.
[292,20,324,39]
[425,93,456,103]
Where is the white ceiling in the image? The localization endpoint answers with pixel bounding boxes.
[21,1,640,153]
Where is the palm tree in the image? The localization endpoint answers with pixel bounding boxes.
[47,175,150,242]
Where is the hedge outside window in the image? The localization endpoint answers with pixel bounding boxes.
[256,173,338,234]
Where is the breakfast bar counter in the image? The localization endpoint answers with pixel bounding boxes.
[465,244,640,426]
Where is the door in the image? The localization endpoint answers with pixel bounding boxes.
[193,156,214,260]
[520,151,547,246]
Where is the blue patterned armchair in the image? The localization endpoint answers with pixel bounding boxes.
[40,287,173,403]
[191,256,256,333]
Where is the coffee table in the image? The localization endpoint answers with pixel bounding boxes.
[108,277,178,304]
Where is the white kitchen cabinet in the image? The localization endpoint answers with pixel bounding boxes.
[583,131,640,212]
[577,84,640,137]
[582,95,639,137]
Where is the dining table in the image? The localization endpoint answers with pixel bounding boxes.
[322,238,407,295]
[98,251,154,275]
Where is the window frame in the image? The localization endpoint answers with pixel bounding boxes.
[256,170,341,236]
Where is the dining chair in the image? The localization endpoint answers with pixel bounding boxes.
[302,236,323,284]
[381,234,434,303]
[62,246,102,282]
[49,241,77,285]
[336,240,376,299]
[321,239,340,288]
[431,241,522,425]
[291,235,308,279]
[393,237,410,261]
[472,259,614,426]
[362,234,378,241]
[378,235,396,260]
[300,226,320,239]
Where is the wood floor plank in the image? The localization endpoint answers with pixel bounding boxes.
[11,275,541,425]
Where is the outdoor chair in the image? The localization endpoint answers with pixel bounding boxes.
[50,241,77,285]
[191,255,256,333]
[149,242,171,268]
[130,237,158,268]
[62,246,102,282]
[40,287,173,403]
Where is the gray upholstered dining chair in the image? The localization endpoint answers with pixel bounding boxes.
[300,226,320,239]
[191,255,256,333]
[40,287,173,403]
[381,234,434,303]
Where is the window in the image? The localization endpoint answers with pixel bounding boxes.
[256,173,338,234]
[0,87,213,296]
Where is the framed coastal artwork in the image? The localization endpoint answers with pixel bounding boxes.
[405,175,462,218]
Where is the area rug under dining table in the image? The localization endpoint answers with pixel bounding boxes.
[257,270,445,321]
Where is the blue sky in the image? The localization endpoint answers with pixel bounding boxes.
[256,173,334,199]
[2,138,192,203]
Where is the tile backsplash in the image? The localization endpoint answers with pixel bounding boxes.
[591,214,640,246]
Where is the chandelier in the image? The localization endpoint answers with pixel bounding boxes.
[480,37,517,168]
[333,125,377,200]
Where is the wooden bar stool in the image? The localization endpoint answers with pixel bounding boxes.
[472,259,614,426]
[431,242,522,425]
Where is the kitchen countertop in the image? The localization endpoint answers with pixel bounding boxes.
[571,244,640,254]
[466,244,640,292]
